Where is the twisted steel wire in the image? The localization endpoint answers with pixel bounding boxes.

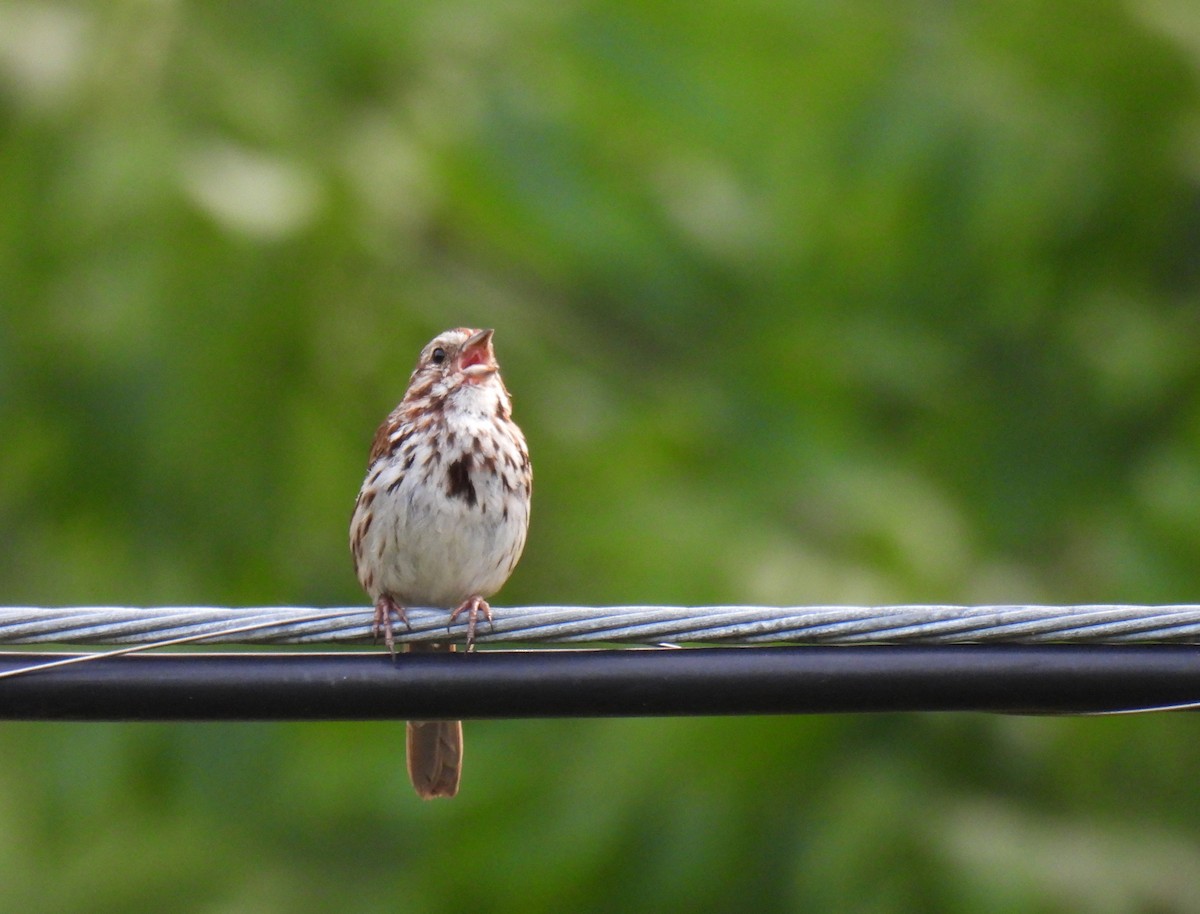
[2,604,1200,646]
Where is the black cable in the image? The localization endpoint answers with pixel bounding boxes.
[0,645,1198,721]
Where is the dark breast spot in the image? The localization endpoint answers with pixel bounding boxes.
[446,456,478,506]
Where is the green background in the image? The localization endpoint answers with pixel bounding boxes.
[4,1,1200,910]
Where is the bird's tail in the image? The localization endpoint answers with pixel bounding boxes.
[405,641,462,799]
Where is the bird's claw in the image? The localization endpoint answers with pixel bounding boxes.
[373,595,411,657]
[448,596,492,651]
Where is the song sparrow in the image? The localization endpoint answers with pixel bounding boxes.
[350,327,531,799]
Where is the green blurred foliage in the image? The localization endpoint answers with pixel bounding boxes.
[3,0,1200,910]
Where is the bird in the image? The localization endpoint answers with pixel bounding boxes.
[350,327,531,798]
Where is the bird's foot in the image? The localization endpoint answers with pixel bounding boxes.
[372,595,411,657]
[448,595,492,651]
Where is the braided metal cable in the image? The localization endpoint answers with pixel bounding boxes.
[2,604,1200,646]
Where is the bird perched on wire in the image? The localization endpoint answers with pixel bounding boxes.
[350,328,531,798]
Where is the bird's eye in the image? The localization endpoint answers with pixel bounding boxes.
[430,347,446,364]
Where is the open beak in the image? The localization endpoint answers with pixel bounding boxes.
[458,328,497,378]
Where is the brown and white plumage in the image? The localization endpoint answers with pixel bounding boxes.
[350,328,531,798]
